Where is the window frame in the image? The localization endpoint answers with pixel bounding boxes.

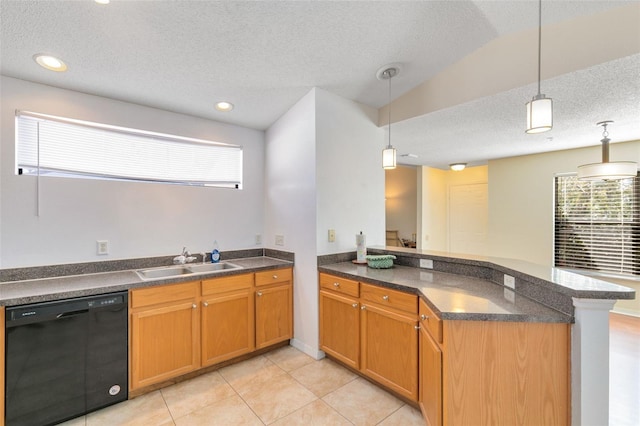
[15,110,243,189]
[553,172,640,278]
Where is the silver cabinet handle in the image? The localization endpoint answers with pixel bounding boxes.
[257,291,263,297]
[192,304,197,309]
[414,325,420,330]
[333,282,340,287]
[361,305,366,310]
[203,302,209,307]
[421,314,428,321]
[352,303,358,308]
[382,295,389,301]
[273,275,278,279]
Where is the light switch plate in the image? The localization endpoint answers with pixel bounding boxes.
[328,229,336,242]
[275,235,284,246]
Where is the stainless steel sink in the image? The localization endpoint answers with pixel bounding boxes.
[136,266,193,280]
[187,262,241,274]
[136,262,242,280]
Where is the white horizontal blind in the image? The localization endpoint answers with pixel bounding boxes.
[16,111,243,188]
[554,174,639,276]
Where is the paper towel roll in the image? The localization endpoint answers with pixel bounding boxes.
[356,233,367,262]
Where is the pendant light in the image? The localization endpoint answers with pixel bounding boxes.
[379,67,399,169]
[525,0,553,134]
[577,121,637,181]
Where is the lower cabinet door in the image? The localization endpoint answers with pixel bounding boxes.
[130,301,199,389]
[255,283,292,349]
[420,325,442,426]
[319,290,360,369]
[201,289,255,366]
[360,303,419,401]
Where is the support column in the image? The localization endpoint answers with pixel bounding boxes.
[571,298,616,426]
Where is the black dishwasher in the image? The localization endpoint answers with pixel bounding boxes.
[5,291,128,426]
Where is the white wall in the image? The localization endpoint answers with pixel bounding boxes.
[418,166,447,250]
[0,76,265,267]
[264,89,318,356]
[488,140,640,267]
[315,88,385,254]
[385,165,417,242]
[264,88,383,358]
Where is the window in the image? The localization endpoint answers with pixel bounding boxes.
[15,111,243,188]
[554,174,640,276]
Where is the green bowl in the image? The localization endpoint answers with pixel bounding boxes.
[366,255,396,269]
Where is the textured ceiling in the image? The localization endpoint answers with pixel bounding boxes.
[1,0,639,169]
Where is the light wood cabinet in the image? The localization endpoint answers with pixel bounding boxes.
[319,290,360,369]
[417,298,570,426]
[1,306,5,426]
[419,299,442,426]
[201,274,254,366]
[255,268,293,349]
[360,301,419,401]
[130,281,200,390]
[319,274,419,402]
[255,281,293,349]
[130,268,293,392]
[319,273,360,369]
[442,320,570,425]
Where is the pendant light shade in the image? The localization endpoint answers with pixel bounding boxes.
[525,0,553,134]
[525,94,553,134]
[577,161,637,181]
[577,121,637,181]
[382,146,397,169]
[378,66,399,170]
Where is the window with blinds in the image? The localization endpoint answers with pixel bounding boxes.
[15,111,243,189]
[554,174,640,276]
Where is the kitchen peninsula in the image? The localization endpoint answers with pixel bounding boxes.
[318,247,635,426]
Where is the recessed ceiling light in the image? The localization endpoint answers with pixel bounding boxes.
[95,0,110,4]
[33,54,67,72]
[215,101,234,112]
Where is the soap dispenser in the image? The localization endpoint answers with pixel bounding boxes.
[211,241,220,263]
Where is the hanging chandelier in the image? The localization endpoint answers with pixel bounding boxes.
[577,121,637,181]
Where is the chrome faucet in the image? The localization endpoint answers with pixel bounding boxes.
[173,246,197,264]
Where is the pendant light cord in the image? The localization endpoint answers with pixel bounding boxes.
[536,0,542,96]
[387,69,392,149]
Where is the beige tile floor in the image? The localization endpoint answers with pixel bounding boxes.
[61,346,425,426]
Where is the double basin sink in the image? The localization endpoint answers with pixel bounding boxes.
[136,262,242,280]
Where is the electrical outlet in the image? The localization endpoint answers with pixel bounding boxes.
[504,274,515,289]
[275,235,284,246]
[96,240,109,255]
[420,259,434,269]
[255,234,262,245]
[328,229,336,242]
[504,288,515,303]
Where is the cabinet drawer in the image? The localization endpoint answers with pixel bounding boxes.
[419,298,442,344]
[255,268,292,287]
[319,273,359,297]
[131,281,199,309]
[202,273,253,295]
[361,283,417,314]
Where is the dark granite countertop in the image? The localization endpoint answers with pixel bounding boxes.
[0,256,293,306]
[319,262,572,323]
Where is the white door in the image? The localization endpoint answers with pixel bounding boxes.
[449,183,488,255]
